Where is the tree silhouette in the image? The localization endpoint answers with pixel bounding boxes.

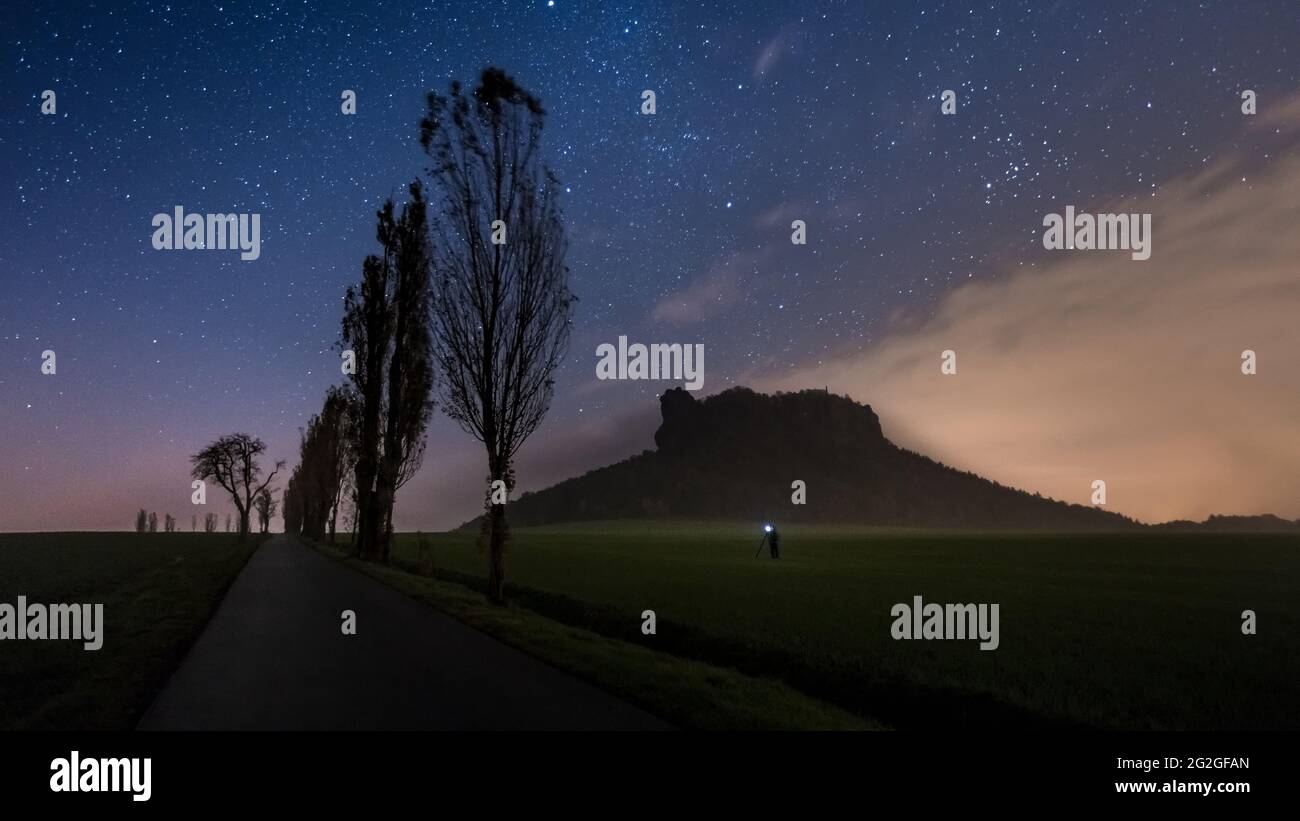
[377,186,434,555]
[300,387,351,540]
[284,385,358,543]
[341,247,389,557]
[282,474,303,536]
[135,508,148,533]
[190,433,284,540]
[340,186,434,561]
[255,487,277,533]
[147,511,158,533]
[325,388,358,542]
[419,67,574,603]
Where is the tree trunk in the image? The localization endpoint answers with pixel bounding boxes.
[355,397,381,558]
[352,500,366,557]
[371,499,384,560]
[370,486,394,563]
[484,454,510,605]
[381,504,394,564]
[486,500,507,605]
[236,503,251,541]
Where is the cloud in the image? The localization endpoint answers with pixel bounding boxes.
[752,25,809,81]
[753,31,789,79]
[651,249,766,325]
[755,200,805,229]
[761,110,1300,524]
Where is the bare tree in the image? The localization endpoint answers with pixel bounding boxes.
[255,487,277,533]
[191,514,197,532]
[340,187,435,562]
[301,389,351,545]
[376,185,435,557]
[164,513,175,533]
[419,68,575,603]
[294,386,356,542]
[341,244,392,559]
[147,511,158,533]
[191,433,283,540]
[282,475,303,536]
[332,461,356,544]
[347,487,360,546]
[204,512,218,533]
[135,509,148,533]
[324,387,361,544]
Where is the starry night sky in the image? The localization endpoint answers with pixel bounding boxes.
[2,1,1298,531]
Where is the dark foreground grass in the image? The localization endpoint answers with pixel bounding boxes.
[382,522,1300,730]
[310,539,877,729]
[0,532,260,730]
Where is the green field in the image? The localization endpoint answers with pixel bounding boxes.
[387,521,1300,730]
[0,533,259,730]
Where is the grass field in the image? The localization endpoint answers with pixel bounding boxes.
[0,533,259,730]
[385,521,1300,730]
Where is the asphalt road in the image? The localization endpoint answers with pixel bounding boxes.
[139,535,669,730]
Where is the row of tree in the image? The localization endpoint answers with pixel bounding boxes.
[283,386,356,543]
[134,510,175,532]
[132,504,277,534]
[283,68,575,604]
[283,181,434,563]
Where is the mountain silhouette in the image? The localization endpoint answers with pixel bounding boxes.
[1151,513,1300,532]
[490,387,1142,530]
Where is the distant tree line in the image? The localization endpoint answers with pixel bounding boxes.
[130,510,179,533]
[134,482,277,540]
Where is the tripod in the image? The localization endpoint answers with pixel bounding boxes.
[753,532,770,559]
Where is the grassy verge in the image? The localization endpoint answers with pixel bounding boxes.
[0,532,262,730]
[308,539,880,730]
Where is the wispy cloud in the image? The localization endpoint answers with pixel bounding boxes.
[753,26,801,80]
[651,249,767,325]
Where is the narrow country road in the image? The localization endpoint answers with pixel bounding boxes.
[139,535,669,730]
